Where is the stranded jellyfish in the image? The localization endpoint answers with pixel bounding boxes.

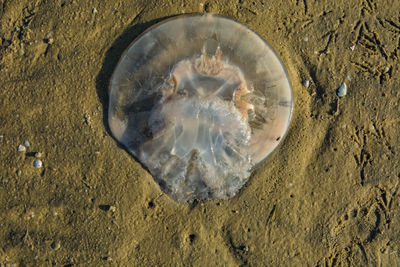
[108,14,293,202]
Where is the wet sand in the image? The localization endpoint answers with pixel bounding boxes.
[1,0,400,265]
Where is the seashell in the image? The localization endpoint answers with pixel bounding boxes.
[33,159,42,168]
[337,82,347,98]
[108,14,293,202]
[18,144,26,152]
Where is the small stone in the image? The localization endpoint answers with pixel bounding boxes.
[33,159,43,168]
[35,152,43,158]
[304,36,309,42]
[302,80,310,88]
[51,211,58,216]
[24,140,30,147]
[384,66,390,73]
[18,145,26,152]
[337,82,347,98]
[350,45,355,51]
[109,206,116,212]
[16,169,22,176]
[51,241,61,250]
[346,75,351,81]
[92,7,98,13]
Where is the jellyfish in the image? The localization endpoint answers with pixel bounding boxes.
[108,14,293,202]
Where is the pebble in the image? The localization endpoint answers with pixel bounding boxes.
[24,140,30,147]
[18,144,26,152]
[346,75,351,81]
[51,241,61,250]
[92,7,98,13]
[35,152,43,158]
[384,66,390,73]
[302,80,310,88]
[33,159,43,168]
[350,45,356,51]
[304,36,309,42]
[337,82,347,98]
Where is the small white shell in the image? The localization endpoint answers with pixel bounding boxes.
[33,159,43,168]
[337,82,347,98]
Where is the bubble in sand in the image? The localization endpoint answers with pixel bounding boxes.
[108,14,293,202]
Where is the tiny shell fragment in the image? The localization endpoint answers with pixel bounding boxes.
[337,82,347,98]
[17,144,26,152]
[302,80,310,88]
[33,159,42,168]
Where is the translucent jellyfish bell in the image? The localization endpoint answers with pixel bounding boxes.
[108,14,293,202]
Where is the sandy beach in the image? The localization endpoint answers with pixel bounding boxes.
[1,0,399,265]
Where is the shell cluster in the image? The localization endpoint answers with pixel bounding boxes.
[108,14,293,202]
